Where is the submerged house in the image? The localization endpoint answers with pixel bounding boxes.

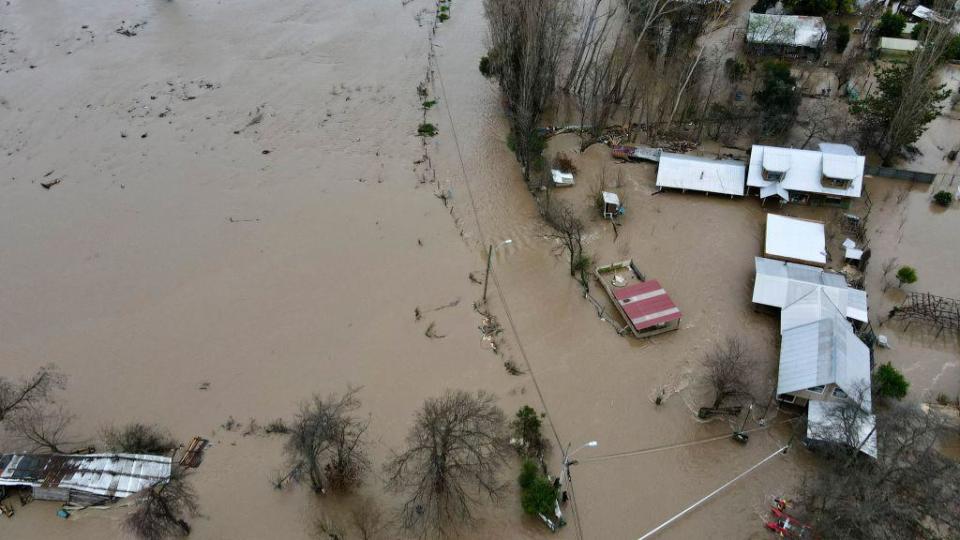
[747,143,865,207]
[752,256,868,323]
[655,153,747,197]
[775,287,872,407]
[746,13,827,57]
[0,453,172,505]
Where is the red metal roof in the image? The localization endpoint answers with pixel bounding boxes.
[612,280,682,331]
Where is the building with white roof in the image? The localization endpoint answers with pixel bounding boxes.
[655,153,747,196]
[776,287,872,409]
[764,214,827,266]
[747,143,865,205]
[880,37,919,54]
[746,13,828,55]
[752,256,868,322]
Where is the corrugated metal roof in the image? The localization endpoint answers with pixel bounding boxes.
[765,214,827,265]
[748,145,864,199]
[753,257,868,322]
[655,153,746,196]
[776,289,871,401]
[613,279,682,331]
[746,13,827,48]
[879,37,919,52]
[0,453,172,499]
[806,400,877,458]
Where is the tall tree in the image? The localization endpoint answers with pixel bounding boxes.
[853,5,956,164]
[0,365,64,423]
[484,0,573,182]
[385,389,510,538]
[125,467,200,540]
[702,337,756,409]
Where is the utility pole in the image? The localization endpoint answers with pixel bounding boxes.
[483,245,493,304]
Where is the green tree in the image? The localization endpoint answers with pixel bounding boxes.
[520,475,557,516]
[877,11,907,38]
[511,406,549,458]
[947,35,960,62]
[874,362,909,399]
[852,63,950,164]
[836,24,850,53]
[754,60,800,135]
[910,21,928,40]
[789,0,836,16]
[896,265,918,287]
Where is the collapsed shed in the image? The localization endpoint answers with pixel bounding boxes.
[0,453,172,506]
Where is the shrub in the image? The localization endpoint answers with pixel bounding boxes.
[512,406,549,458]
[751,0,776,13]
[877,11,906,38]
[422,100,437,109]
[518,459,539,490]
[479,55,493,77]
[552,152,577,174]
[520,475,557,516]
[438,12,449,22]
[725,58,747,82]
[896,265,918,286]
[947,35,960,62]
[836,24,850,53]
[911,21,928,40]
[103,423,178,454]
[788,0,836,16]
[933,190,953,207]
[874,362,909,399]
[417,123,438,137]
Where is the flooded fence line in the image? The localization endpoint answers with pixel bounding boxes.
[864,165,937,183]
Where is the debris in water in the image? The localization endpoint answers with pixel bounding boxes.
[425,322,445,339]
[40,178,61,190]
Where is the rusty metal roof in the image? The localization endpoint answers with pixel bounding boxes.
[0,453,172,499]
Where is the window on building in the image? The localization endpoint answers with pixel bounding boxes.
[807,385,826,394]
[832,387,848,399]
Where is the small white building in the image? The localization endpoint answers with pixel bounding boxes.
[655,153,747,196]
[880,37,919,54]
[764,214,827,266]
[747,143,865,205]
[746,13,828,55]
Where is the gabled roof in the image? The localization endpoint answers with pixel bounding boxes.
[747,145,865,199]
[753,257,868,322]
[656,153,747,196]
[746,13,827,49]
[806,400,877,458]
[776,288,872,409]
[0,453,172,499]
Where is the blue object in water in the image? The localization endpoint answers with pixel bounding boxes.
[58,509,70,519]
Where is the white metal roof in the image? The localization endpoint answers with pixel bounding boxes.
[655,153,747,196]
[912,5,948,22]
[602,191,620,205]
[806,400,878,458]
[0,453,172,499]
[765,214,827,265]
[752,257,868,322]
[551,169,575,186]
[879,37,919,52]
[748,145,865,199]
[776,294,872,404]
[746,13,827,49]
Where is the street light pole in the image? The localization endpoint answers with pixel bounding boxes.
[558,440,598,497]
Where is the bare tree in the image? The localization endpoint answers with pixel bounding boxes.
[102,423,178,455]
[702,337,756,409]
[284,387,370,494]
[5,404,77,453]
[384,389,510,538]
[540,199,590,289]
[124,467,200,540]
[0,365,64,424]
[350,496,389,540]
[799,401,960,539]
[485,0,573,182]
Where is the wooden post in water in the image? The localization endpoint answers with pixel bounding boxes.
[482,244,493,304]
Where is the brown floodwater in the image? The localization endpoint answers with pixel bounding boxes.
[5,1,953,539]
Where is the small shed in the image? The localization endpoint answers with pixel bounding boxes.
[764,214,827,267]
[879,37,919,54]
[551,169,575,187]
[601,191,621,219]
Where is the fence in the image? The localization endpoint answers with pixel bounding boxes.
[864,165,937,183]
